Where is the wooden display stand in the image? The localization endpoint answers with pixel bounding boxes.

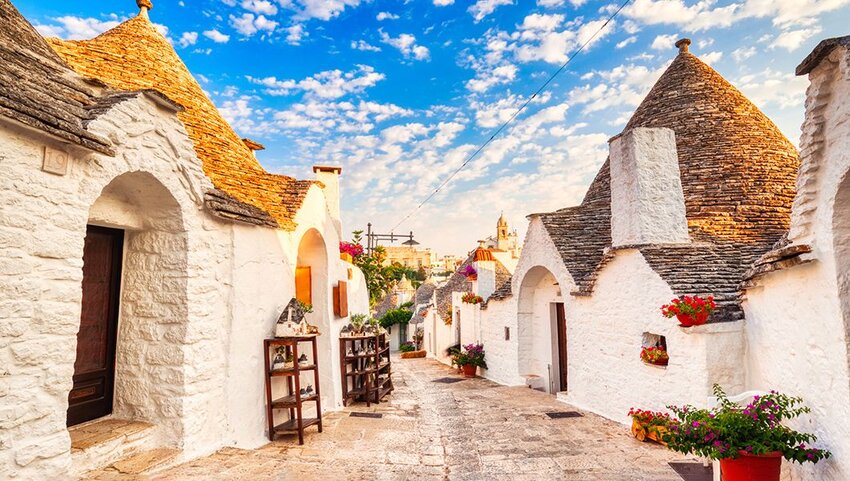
[339,332,393,406]
[264,336,322,445]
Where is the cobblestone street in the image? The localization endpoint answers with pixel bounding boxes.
[102,356,692,481]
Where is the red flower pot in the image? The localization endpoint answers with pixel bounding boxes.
[676,311,709,327]
[720,451,782,481]
[461,364,477,378]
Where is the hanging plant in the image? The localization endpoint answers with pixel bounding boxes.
[460,264,477,281]
[461,292,484,305]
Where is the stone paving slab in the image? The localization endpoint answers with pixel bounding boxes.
[88,357,692,480]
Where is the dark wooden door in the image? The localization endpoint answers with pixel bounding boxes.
[555,303,568,392]
[67,226,123,427]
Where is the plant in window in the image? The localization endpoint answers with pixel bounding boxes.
[641,346,669,366]
[661,295,716,327]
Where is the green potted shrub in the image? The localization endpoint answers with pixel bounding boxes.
[662,385,830,481]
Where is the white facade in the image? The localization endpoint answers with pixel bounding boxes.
[0,92,367,478]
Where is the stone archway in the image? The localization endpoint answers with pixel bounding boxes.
[75,171,189,443]
[517,266,564,394]
[296,228,332,406]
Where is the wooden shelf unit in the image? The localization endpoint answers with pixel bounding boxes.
[264,336,323,445]
[339,333,394,406]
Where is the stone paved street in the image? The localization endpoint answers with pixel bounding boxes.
[99,357,692,481]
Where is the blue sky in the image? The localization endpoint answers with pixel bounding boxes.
[19,0,850,257]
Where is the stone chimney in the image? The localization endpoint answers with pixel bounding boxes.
[313,166,343,236]
[472,248,496,300]
[609,127,689,247]
[675,38,691,54]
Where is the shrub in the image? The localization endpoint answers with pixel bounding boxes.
[379,308,412,328]
[399,342,416,353]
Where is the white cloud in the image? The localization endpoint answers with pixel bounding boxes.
[376,11,399,21]
[34,16,121,40]
[248,65,385,99]
[466,64,517,93]
[286,24,306,45]
[351,40,382,52]
[737,68,809,110]
[616,36,637,48]
[241,0,277,15]
[434,0,454,5]
[651,33,678,50]
[230,13,278,36]
[380,31,430,60]
[771,27,822,52]
[732,46,757,62]
[290,0,362,21]
[178,31,198,48]
[469,0,512,22]
[520,13,564,32]
[203,29,231,43]
[701,50,723,65]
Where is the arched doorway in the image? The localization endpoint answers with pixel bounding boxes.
[517,266,566,394]
[296,228,332,406]
[70,172,188,443]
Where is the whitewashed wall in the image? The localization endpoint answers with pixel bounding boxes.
[479,296,523,386]
[741,45,850,481]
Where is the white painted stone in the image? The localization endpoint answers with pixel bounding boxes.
[609,127,689,247]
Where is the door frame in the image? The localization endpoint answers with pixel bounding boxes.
[67,225,124,427]
[554,302,568,392]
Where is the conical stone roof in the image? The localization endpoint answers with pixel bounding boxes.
[46,10,314,230]
[539,40,800,322]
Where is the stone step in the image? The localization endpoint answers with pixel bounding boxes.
[70,419,159,477]
[110,448,181,475]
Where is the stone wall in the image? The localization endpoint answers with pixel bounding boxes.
[742,42,850,481]
[478,295,523,386]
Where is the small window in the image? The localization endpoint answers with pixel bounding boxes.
[505,327,511,341]
[641,332,668,367]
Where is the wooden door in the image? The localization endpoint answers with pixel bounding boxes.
[67,226,124,427]
[555,303,568,392]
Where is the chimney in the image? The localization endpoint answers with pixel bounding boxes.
[313,166,343,236]
[675,38,691,54]
[609,127,689,247]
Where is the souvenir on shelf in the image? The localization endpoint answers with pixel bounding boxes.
[346,347,354,357]
[305,384,314,395]
[298,353,309,366]
[275,298,306,338]
[272,347,287,370]
[341,325,352,337]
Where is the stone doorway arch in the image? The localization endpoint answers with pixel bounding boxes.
[517,266,565,394]
[72,171,189,444]
[295,228,332,406]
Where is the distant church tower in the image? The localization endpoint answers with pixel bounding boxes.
[485,212,520,258]
[497,212,509,241]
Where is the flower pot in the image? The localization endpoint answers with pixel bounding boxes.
[466,274,478,281]
[461,364,477,378]
[720,451,782,481]
[340,252,353,263]
[676,311,708,327]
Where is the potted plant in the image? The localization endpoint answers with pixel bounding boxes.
[661,295,716,327]
[628,408,671,444]
[339,241,363,263]
[661,385,830,481]
[640,346,669,366]
[350,313,368,335]
[399,341,416,353]
[460,264,477,281]
[454,343,487,378]
[461,292,484,305]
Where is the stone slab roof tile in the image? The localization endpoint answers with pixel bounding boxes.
[796,35,850,76]
[0,0,113,155]
[45,12,316,230]
[538,45,799,321]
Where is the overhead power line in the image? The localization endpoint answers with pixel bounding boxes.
[390,0,633,231]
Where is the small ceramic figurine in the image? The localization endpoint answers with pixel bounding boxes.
[299,387,307,395]
[305,384,314,395]
[272,347,286,371]
[276,298,306,337]
[284,352,294,369]
[341,325,351,337]
[346,347,354,357]
[298,353,309,366]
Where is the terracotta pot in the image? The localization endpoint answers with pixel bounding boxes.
[720,451,782,481]
[340,252,353,263]
[466,274,478,281]
[676,311,709,327]
[461,364,477,378]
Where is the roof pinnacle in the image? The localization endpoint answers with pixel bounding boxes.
[675,38,691,54]
[137,0,153,16]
